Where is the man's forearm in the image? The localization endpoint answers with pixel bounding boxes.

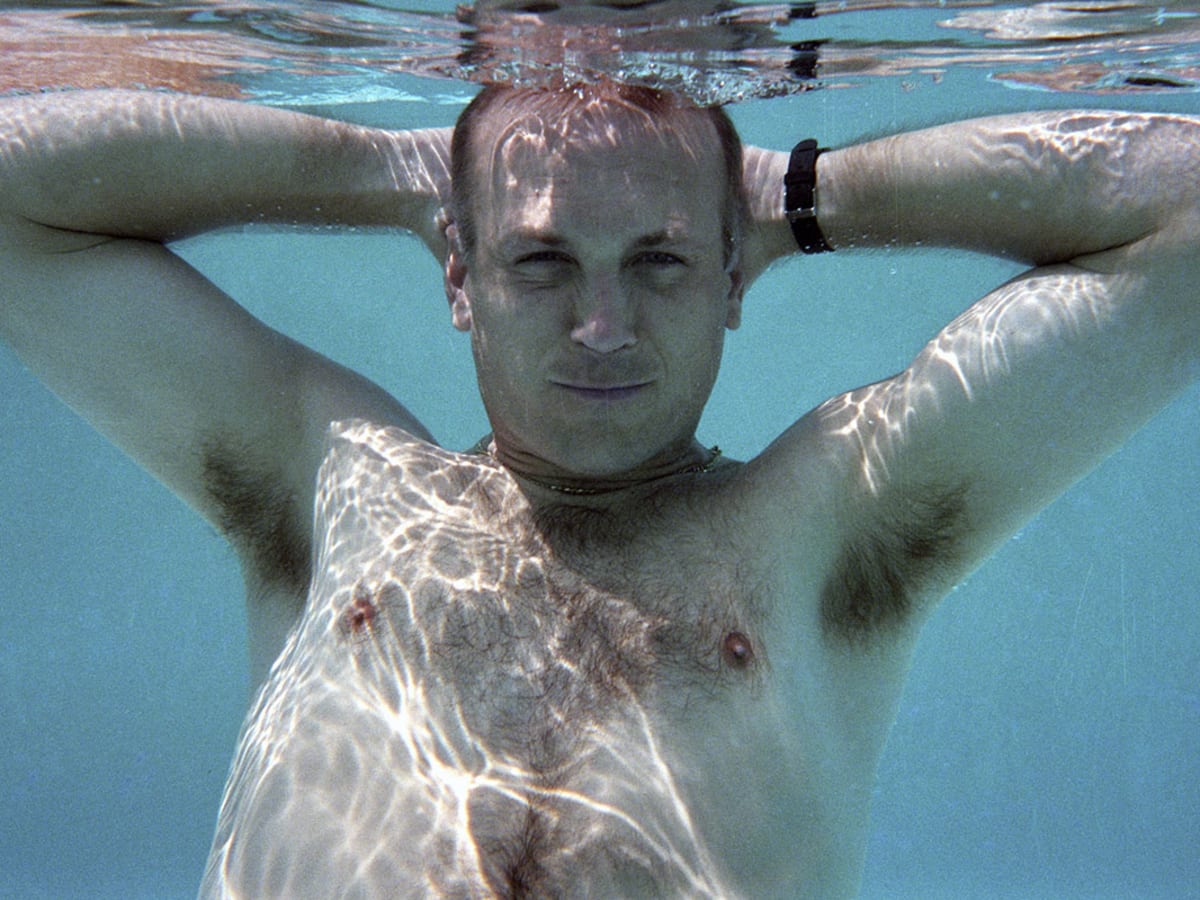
[0,90,451,248]
[746,111,1200,268]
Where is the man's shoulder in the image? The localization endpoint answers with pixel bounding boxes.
[324,418,438,461]
[717,405,972,643]
[318,419,520,524]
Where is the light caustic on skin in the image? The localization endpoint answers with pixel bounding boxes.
[202,420,743,898]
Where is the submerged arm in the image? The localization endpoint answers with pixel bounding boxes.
[744,111,1200,631]
[0,90,451,588]
[0,89,451,251]
[742,111,1197,273]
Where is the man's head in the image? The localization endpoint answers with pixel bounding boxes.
[449,82,747,268]
[444,83,748,483]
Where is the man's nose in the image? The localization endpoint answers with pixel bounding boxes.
[570,274,637,354]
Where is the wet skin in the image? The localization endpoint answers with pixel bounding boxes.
[445,102,743,488]
[204,114,896,897]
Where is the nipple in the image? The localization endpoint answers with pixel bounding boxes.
[340,583,379,637]
[721,630,754,668]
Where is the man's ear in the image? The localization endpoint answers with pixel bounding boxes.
[724,267,745,331]
[444,222,472,332]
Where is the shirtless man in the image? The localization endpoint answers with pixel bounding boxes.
[1,83,1197,897]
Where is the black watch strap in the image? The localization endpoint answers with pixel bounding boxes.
[784,138,832,254]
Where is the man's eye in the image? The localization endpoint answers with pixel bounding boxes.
[515,251,572,267]
[634,251,686,268]
[511,251,574,287]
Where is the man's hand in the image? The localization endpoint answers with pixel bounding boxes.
[738,143,796,286]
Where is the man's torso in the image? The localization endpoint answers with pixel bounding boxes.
[202,421,912,898]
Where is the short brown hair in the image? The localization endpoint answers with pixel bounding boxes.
[449,83,747,268]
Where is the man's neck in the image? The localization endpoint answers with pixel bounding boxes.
[467,434,724,502]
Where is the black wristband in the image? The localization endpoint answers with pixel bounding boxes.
[784,138,832,254]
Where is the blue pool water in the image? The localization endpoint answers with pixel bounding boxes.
[1,2,1198,896]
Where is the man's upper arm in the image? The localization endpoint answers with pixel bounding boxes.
[752,111,1200,633]
[0,216,429,579]
[814,232,1198,620]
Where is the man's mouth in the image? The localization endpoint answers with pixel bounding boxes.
[553,381,652,401]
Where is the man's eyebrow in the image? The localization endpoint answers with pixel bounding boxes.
[632,230,700,249]
[499,229,566,250]
[498,228,696,253]
[633,231,673,247]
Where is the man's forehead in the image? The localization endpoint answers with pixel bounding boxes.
[487,166,710,248]
[470,97,721,179]
[481,124,722,236]
[453,90,735,250]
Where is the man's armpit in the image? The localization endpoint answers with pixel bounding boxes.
[820,482,970,644]
[200,436,311,595]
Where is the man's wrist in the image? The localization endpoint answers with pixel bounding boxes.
[784,139,833,254]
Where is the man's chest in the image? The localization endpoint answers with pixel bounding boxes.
[299,427,788,889]
[208,424,880,897]
[327,486,772,753]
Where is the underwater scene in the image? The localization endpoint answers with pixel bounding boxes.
[0,1,1198,896]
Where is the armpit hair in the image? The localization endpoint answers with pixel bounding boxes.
[200,438,311,595]
[821,483,970,643]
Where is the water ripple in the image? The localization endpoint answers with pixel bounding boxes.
[1,0,1199,105]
